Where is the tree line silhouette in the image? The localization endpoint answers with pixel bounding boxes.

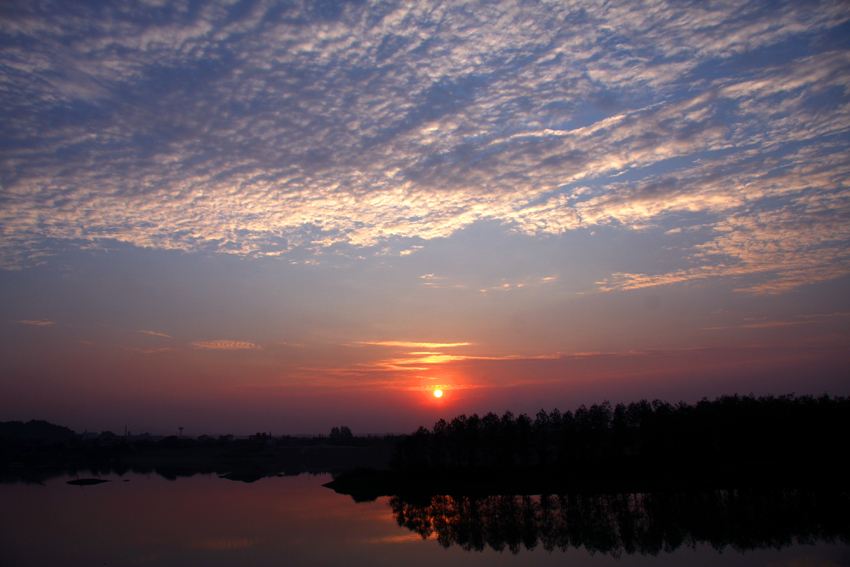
[391,394,850,474]
[390,488,850,556]
[1,423,397,484]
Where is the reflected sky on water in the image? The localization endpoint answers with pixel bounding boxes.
[1,473,848,567]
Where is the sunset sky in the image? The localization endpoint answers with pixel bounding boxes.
[1,0,849,436]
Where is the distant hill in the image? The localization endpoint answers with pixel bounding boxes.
[0,420,76,442]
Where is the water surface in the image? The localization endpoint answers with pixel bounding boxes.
[1,473,847,566]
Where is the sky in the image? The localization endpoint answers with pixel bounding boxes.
[1,0,849,436]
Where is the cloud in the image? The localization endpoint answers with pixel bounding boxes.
[362,345,564,373]
[18,319,54,326]
[190,340,262,350]
[1,0,848,293]
[386,354,470,366]
[138,330,172,338]
[597,192,850,294]
[130,347,179,354]
[703,312,850,330]
[357,341,472,348]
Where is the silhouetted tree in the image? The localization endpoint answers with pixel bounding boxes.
[389,489,850,556]
[389,394,850,474]
[533,409,552,466]
[329,426,354,445]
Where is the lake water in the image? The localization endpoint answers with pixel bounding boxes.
[1,472,848,567]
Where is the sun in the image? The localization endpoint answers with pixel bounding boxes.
[433,389,443,398]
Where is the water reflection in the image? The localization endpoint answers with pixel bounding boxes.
[2,472,848,567]
[1,472,396,567]
[1,461,347,485]
[390,490,850,557]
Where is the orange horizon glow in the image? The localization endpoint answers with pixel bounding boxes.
[357,341,472,348]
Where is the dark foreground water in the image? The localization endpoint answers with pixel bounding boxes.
[1,472,848,567]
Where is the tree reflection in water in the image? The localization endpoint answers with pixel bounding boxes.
[389,489,850,556]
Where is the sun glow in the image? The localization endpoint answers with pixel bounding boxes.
[434,389,443,398]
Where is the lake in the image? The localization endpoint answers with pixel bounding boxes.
[1,472,848,566]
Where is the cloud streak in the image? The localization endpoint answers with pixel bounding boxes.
[358,341,472,348]
[17,319,54,326]
[138,330,172,339]
[190,340,262,350]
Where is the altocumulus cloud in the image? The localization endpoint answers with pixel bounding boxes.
[1,0,848,293]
